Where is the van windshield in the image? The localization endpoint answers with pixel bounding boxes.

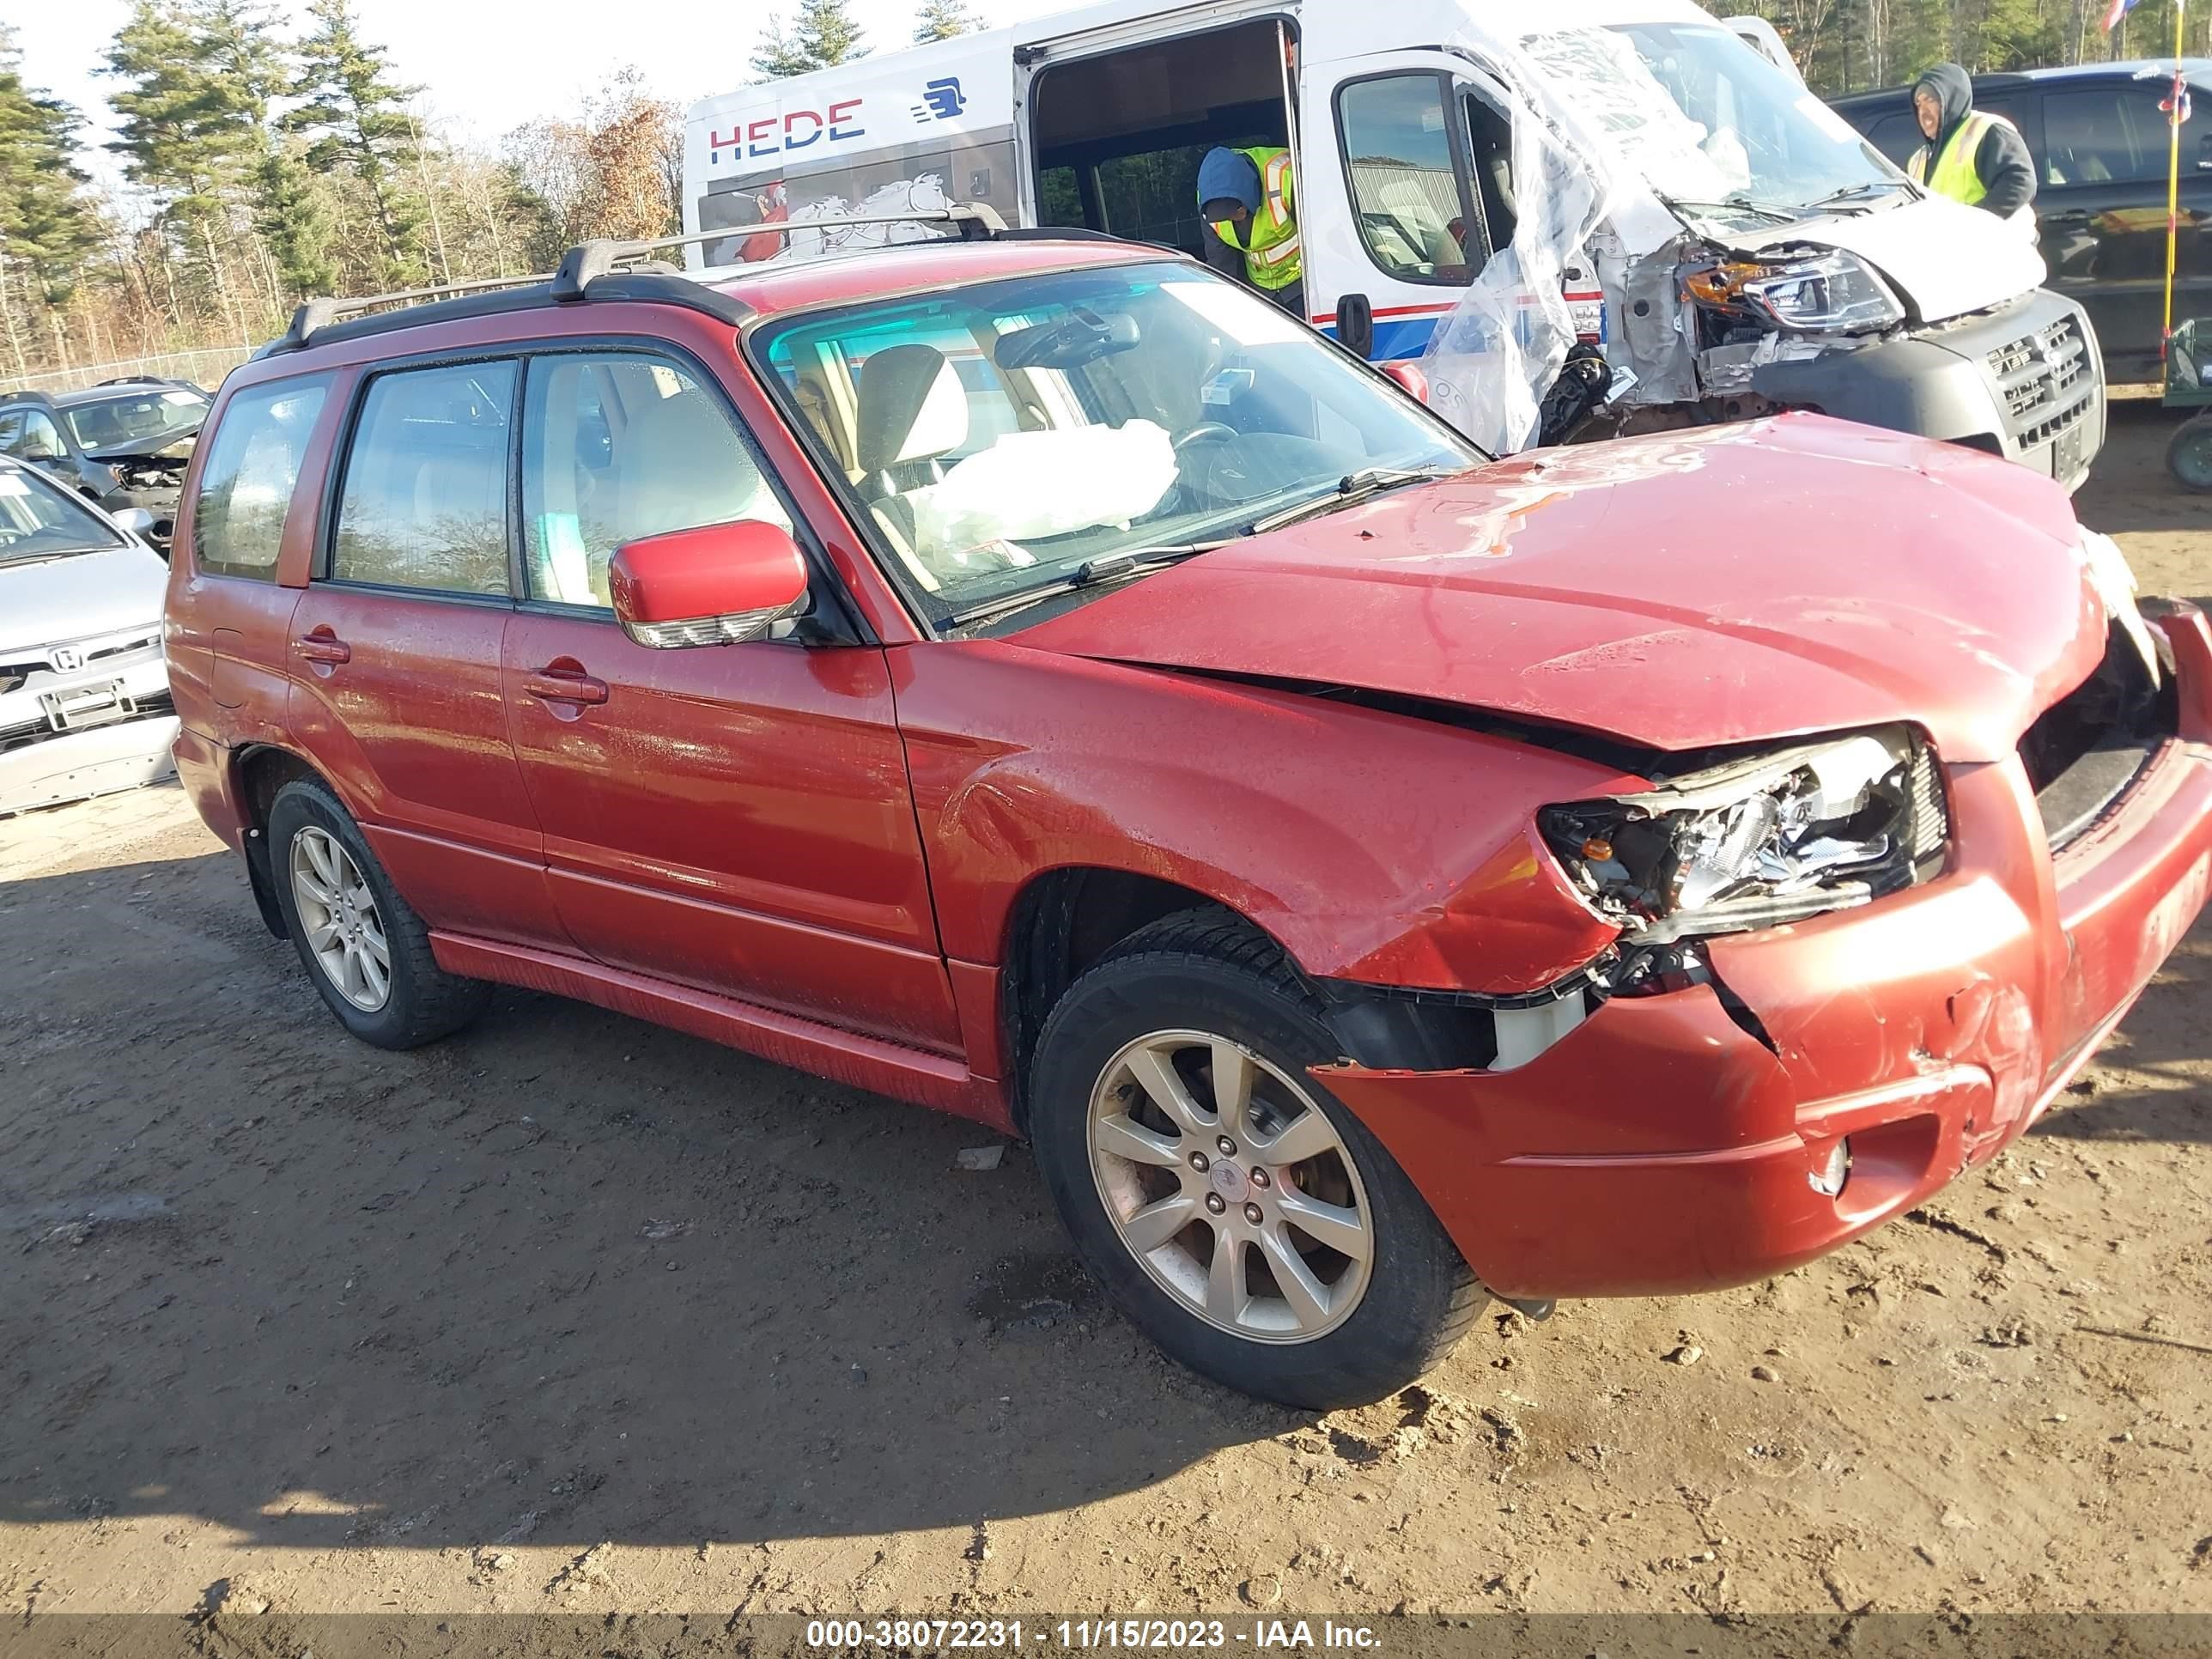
[1520,21,1903,231]
[751,262,1477,626]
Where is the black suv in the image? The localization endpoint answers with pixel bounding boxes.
[0,380,211,551]
[1834,60,2212,384]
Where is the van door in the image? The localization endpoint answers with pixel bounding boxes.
[1302,53,1505,359]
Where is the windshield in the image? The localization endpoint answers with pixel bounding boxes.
[0,465,125,562]
[752,262,1477,623]
[62,386,208,453]
[1520,21,1902,230]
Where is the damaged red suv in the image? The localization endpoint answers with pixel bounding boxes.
[166,234,2212,1407]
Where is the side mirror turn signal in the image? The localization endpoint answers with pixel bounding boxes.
[609,519,810,649]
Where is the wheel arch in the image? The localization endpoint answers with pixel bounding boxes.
[233,744,335,939]
[998,865,1272,1134]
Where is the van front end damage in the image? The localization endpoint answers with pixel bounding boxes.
[1417,14,2102,485]
[1316,606,2212,1304]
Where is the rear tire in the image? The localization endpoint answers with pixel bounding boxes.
[1030,911,1481,1409]
[266,779,489,1049]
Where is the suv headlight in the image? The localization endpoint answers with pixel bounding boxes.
[1735,252,1903,333]
[1539,726,1948,945]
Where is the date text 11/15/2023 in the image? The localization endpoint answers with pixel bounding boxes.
[802,1620,1384,1650]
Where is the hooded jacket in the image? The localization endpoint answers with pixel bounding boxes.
[1912,64,2037,217]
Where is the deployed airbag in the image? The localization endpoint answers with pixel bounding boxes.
[910,421,1177,554]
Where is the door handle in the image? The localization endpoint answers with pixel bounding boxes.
[522,666,610,707]
[292,631,351,666]
[2040,210,2089,229]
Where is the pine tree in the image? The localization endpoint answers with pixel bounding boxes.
[752,0,868,77]
[751,15,817,79]
[914,0,986,43]
[255,136,338,296]
[0,27,102,373]
[102,0,271,337]
[286,0,429,285]
[795,0,868,67]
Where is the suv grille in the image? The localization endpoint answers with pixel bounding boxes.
[1987,315,2095,450]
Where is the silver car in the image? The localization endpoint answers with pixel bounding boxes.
[0,457,177,816]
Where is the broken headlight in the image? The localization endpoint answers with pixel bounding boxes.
[1687,252,1904,334]
[1739,253,1903,331]
[1540,726,1948,945]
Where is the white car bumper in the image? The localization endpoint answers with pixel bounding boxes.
[0,636,175,816]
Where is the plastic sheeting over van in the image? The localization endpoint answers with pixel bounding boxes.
[1416,21,1693,456]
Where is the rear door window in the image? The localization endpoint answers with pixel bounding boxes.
[2041,85,2191,185]
[1336,74,1475,284]
[330,362,516,596]
[192,375,331,580]
[520,352,791,611]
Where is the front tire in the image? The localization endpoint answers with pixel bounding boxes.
[266,779,489,1049]
[1030,912,1481,1409]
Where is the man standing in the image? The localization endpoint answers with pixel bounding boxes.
[1907,64,2037,228]
[1195,145,1304,315]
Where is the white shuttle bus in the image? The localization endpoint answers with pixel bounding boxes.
[684,0,2102,480]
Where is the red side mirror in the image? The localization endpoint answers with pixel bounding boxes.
[609,519,809,648]
[1378,362,1429,404]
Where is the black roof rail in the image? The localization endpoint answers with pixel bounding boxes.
[255,200,1060,358]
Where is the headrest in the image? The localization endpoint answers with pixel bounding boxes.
[856,344,969,474]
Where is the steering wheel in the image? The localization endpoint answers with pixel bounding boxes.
[1173,422,1237,453]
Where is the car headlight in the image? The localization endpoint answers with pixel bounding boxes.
[1733,252,1904,333]
[1539,726,1948,945]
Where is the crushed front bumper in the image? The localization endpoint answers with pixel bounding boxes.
[1327,605,2212,1301]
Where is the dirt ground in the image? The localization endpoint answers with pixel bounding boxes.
[3,403,2209,1626]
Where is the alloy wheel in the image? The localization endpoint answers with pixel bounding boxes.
[1085,1029,1375,1342]
[289,826,392,1013]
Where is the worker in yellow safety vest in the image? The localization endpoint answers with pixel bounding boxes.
[1906,64,2037,229]
[1196,145,1304,315]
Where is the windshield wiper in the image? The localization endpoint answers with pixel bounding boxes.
[1660,192,1800,227]
[1243,465,1462,538]
[1803,180,1910,213]
[945,543,1224,629]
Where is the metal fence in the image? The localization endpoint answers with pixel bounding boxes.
[0,345,254,398]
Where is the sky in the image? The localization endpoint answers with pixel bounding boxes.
[10,0,1069,185]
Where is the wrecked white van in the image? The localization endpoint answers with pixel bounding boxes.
[684,0,2103,483]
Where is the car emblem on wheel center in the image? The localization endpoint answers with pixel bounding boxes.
[51,647,85,673]
[1208,1159,1251,1204]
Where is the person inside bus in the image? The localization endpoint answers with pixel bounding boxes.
[1196,145,1304,316]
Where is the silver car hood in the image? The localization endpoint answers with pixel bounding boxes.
[0,544,171,657]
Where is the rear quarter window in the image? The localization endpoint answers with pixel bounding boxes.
[191,375,332,580]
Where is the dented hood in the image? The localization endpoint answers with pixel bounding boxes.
[1012,415,2106,764]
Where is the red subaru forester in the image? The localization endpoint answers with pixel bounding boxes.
[166,234,2212,1407]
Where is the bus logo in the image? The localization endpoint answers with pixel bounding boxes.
[912,77,966,123]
